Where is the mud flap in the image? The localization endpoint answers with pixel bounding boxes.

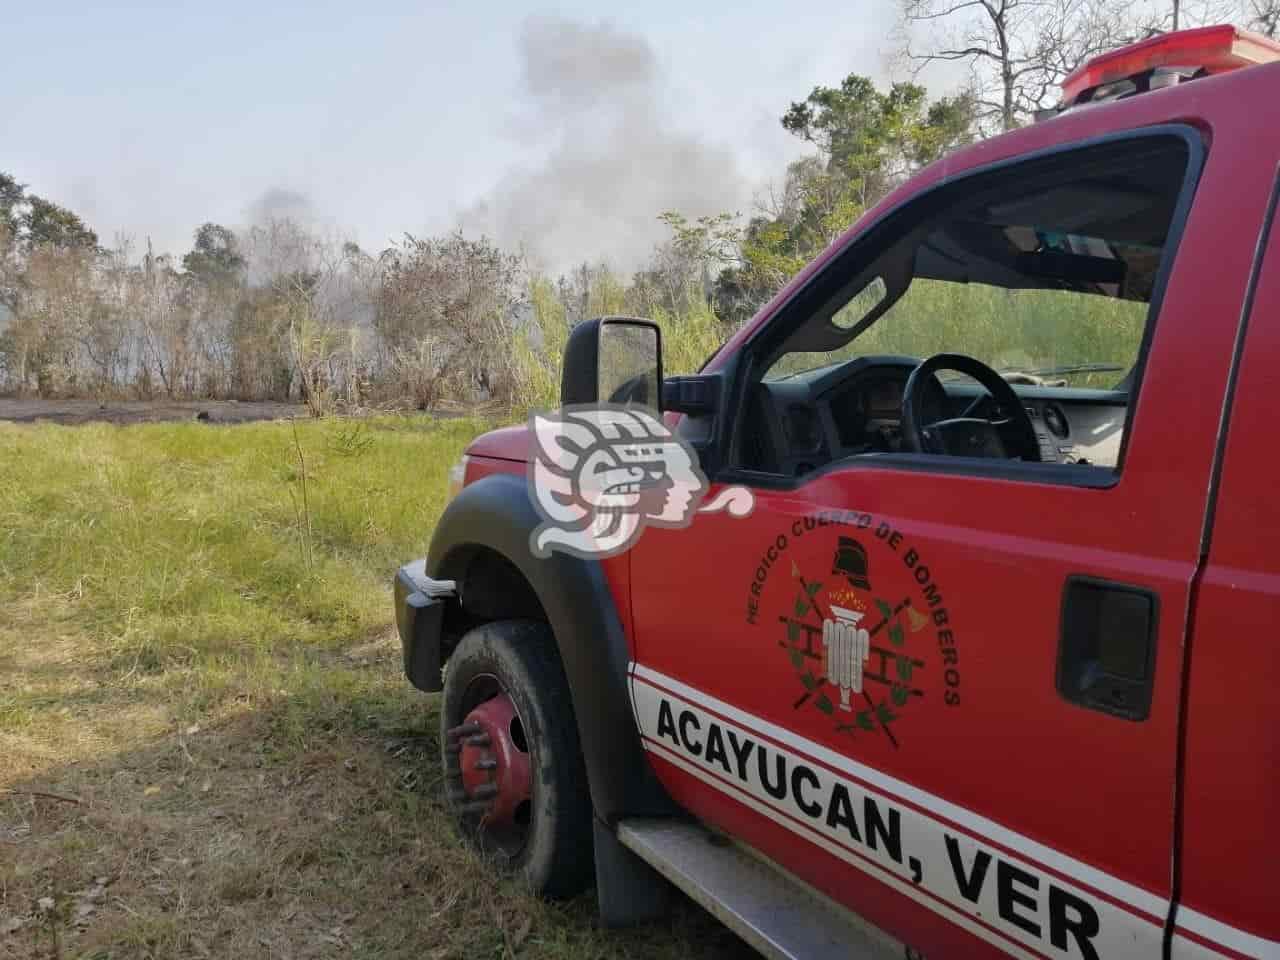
[593,818,671,927]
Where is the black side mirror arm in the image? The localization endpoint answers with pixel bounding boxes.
[662,375,720,416]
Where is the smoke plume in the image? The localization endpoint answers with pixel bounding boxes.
[247,187,314,227]
[459,16,749,274]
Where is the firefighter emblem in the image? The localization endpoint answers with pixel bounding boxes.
[780,535,930,748]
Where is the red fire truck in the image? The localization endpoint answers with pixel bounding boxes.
[395,25,1280,959]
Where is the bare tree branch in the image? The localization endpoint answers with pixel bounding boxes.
[898,0,1157,133]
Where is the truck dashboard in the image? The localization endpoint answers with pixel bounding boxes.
[745,356,1127,476]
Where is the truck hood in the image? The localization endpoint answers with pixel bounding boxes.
[466,424,531,463]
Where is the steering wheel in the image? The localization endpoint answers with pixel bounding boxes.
[901,353,1041,461]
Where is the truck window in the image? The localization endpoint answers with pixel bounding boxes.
[775,281,1148,390]
[748,132,1196,475]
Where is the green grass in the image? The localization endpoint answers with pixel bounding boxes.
[0,416,744,960]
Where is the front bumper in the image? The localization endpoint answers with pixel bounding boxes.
[394,559,454,693]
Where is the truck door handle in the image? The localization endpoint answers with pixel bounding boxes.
[1056,576,1159,721]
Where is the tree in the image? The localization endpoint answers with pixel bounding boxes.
[634,212,742,319]
[659,212,741,274]
[182,222,245,286]
[374,232,523,404]
[177,224,246,397]
[235,218,373,414]
[708,76,974,320]
[1250,0,1279,36]
[9,244,99,394]
[779,78,974,228]
[0,173,24,237]
[899,0,1142,132]
[135,244,197,398]
[782,77,971,198]
[76,238,136,391]
[0,175,97,252]
[0,179,100,393]
[0,174,25,318]
[22,196,98,250]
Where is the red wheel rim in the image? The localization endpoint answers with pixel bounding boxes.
[445,682,533,849]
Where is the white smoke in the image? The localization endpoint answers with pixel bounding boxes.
[247,187,314,227]
[459,16,751,274]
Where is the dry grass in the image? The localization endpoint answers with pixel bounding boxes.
[0,417,748,960]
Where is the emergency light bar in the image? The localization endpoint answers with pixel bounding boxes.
[1045,25,1280,117]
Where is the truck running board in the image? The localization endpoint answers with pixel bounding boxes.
[617,818,907,960]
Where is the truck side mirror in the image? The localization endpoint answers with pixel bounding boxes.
[561,316,663,409]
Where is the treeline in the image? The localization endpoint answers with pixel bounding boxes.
[3,0,1273,414]
[0,77,973,414]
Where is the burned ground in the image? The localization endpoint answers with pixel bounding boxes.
[0,400,307,428]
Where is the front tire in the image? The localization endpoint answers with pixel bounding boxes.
[440,619,593,898]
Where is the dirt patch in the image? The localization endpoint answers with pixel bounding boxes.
[0,399,307,427]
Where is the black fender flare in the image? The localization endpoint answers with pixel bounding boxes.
[427,470,674,824]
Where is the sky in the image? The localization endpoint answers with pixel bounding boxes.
[0,0,957,272]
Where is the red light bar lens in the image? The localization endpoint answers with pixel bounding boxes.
[1061,24,1280,105]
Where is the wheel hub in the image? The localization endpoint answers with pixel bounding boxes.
[445,693,531,826]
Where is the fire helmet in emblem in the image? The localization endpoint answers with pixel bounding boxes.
[832,536,871,591]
